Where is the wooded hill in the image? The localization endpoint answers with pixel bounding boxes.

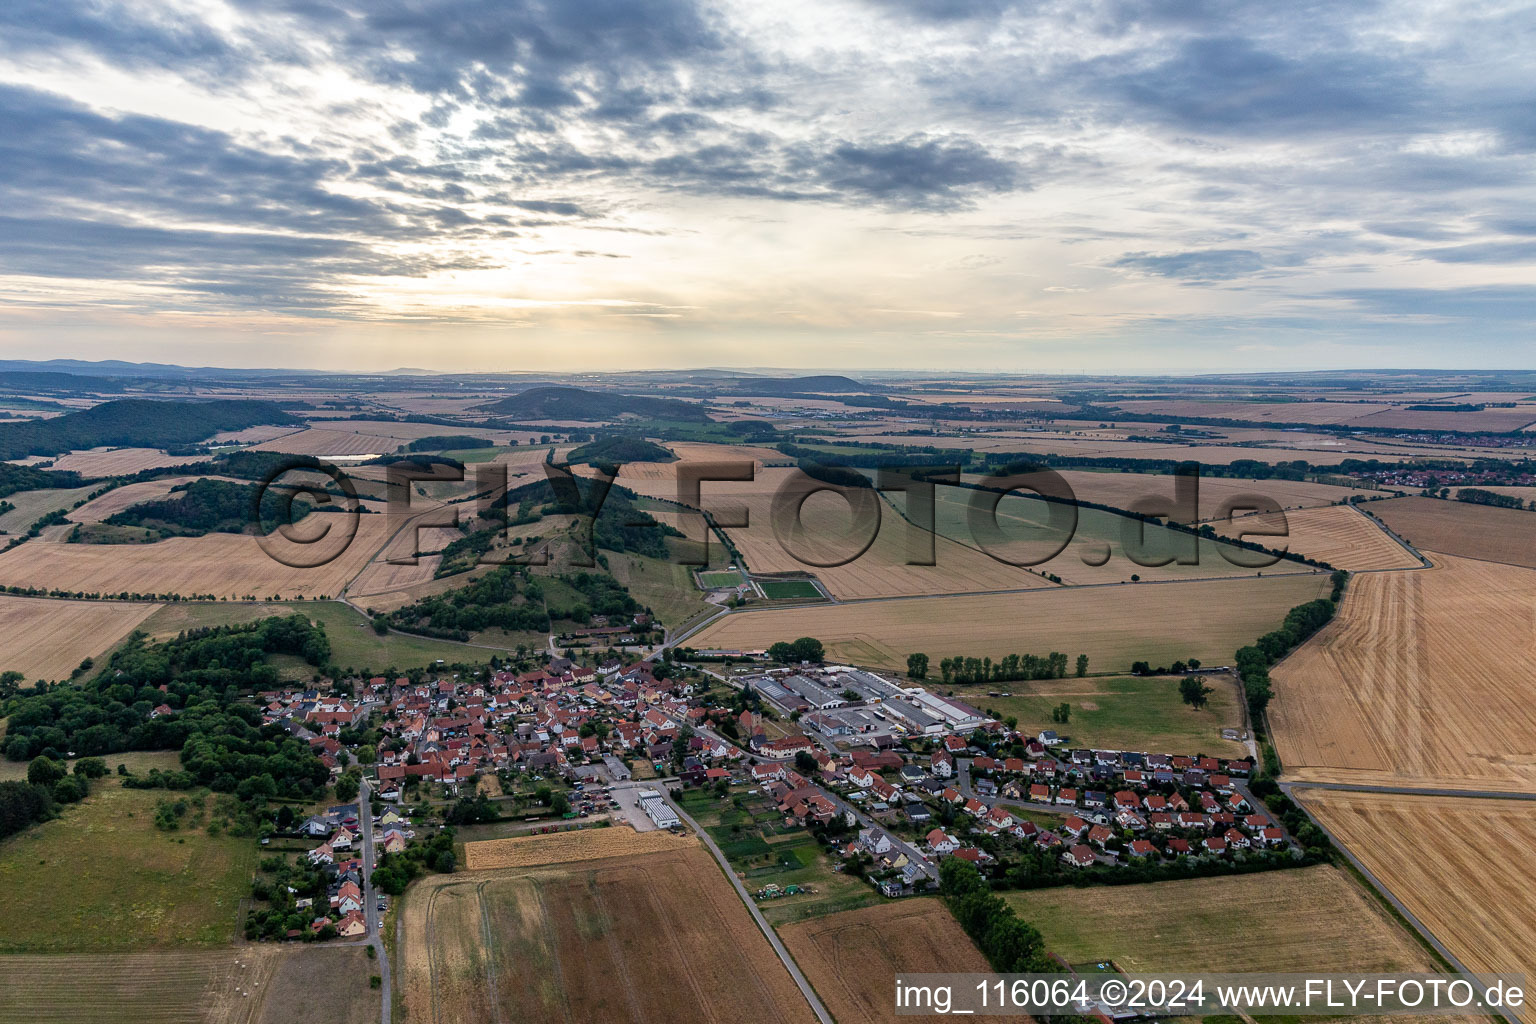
[477,386,712,423]
[102,478,314,539]
[0,399,302,459]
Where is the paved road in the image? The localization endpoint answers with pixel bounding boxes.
[813,783,939,882]
[357,778,392,1024]
[664,791,836,1024]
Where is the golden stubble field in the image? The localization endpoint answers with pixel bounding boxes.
[0,512,397,599]
[691,572,1333,672]
[46,448,207,475]
[1216,503,1422,572]
[64,476,246,524]
[778,899,993,1024]
[1269,554,1536,791]
[462,825,695,870]
[402,844,815,1024]
[1367,497,1536,570]
[0,595,160,680]
[1050,470,1390,519]
[0,943,375,1024]
[0,947,285,1024]
[1297,789,1536,980]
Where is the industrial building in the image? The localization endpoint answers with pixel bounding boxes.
[638,788,681,829]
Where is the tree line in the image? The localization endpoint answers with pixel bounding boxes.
[933,651,1084,685]
[1236,570,1348,717]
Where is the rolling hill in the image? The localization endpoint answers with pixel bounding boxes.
[477,386,712,423]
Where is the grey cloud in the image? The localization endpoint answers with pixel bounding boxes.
[809,135,1021,207]
[1110,249,1269,281]
[0,0,244,74]
[1332,286,1536,319]
[1095,37,1422,136]
[1416,241,1536,264]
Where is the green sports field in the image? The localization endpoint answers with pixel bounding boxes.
[698,569,745,589]
[755,578,822,600]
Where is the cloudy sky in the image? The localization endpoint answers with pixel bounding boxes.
[1,0,1533,372]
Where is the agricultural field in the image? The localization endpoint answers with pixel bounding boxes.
[1367,497,1536,569]
[865,433,1416,465]
[1269,555,1536,791]
[778,899,994,1024]
[1005,864,1442,973]
[461,824,694,870]
[247,427,403,456]
[0,780,256,952]
[948,675,1248,758]
[922,481,1297,585]
[1298,789,1536,980]
[63,476,244,524]
[691,572,1333,674]
[0,512,395,599]
[1215,504,1421,572]
[257,945,378,1024]
[0,595,161,681]
[0,947,288,1024]
[0,483,100,532]
[401,845,816,1024]
[47,448,206,474]
[1105,398,1536,433]
[1040,469,1390,519]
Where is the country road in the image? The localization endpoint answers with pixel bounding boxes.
[357,777,392,1024]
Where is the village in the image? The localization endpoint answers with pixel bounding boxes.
[240,646,1305,933]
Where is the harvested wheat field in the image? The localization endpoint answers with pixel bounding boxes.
[248,427,401,457]
[402,845,815,1024]
[0,513,395,599]
[463,824,694,870]
[1368,497,1536,569]
[1216,504,1421,571]
[65,476,244,524]
[0,947,287,1024]
[1052,470,1388,519]
[256,945,376,1024]
[0,485,100,532]
[692,572,1332,673]
[1270,555,1536,791]
[779,899,992,1024]
[1298,789,1536,979]
[47,448,207,475]
[1005,865,1435,973]
[0,595,160,680]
